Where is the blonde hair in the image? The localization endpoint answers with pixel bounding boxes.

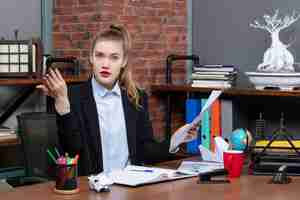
[90,25,141,108]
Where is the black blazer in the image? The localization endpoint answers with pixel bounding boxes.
[57,79,173,176]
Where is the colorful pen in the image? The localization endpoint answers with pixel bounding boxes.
[129,169,154,173]
[47,149,57,164]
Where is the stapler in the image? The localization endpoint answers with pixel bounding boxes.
[270,165,291,184]
[198,168,230,184]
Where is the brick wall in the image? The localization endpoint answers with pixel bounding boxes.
[53,0,188,140]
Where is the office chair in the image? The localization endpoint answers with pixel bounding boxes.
[11,112,59,186]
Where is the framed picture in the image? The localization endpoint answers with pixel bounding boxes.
[0,38,42,77]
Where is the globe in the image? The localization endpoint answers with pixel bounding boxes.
[229,128,252,151]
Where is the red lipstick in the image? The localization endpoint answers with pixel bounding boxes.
[99,70,111,78]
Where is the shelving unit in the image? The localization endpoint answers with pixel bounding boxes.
[150,84,300,97]
[0,75,89,145]
[0,76,88,86]
[150,83,300,138]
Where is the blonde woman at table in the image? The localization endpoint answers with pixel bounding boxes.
[37,24,197,176]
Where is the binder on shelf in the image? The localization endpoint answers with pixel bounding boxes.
[201,98,210,150]
[221,100,234,140]
[185,99,202,154]
[210,100,221,151]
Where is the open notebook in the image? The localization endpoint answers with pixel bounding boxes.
[109,165,196,187]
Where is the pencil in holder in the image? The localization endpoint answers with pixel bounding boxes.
[54,164,79,194]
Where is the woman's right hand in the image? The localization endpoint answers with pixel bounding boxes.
[36,68,70,114]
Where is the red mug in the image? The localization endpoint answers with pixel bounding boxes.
[223,150,245,178]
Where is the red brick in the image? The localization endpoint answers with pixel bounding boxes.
[53,33,71,41]
[119,16,139,24]
[71,32,92,40]
[52,24,60,32]
[73,5,98,13]
[60,50,81,57]
[140,16,162,24]
[78,0,98,5]
[54,7,73,15]
[53,40,73,49]
[55,0,77,8]
[102,4,123,15]
[86,23,100,31]
[54,15,79,24]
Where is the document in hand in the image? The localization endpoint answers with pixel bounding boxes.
[109,165,195,187]
[170,90,222,150]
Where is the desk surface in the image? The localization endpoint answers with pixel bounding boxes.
[2,175,300,200]
[2,157,300,200]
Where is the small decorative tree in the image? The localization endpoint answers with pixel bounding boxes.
[250,10,300,72]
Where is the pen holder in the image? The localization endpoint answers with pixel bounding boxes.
[54,164,79,194]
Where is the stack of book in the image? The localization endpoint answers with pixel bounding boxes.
[0,126,16,137]
[190,65,237,88]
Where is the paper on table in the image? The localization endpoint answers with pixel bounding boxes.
[199,145,216,162]
[108,165,194,186]
[199,136,229,162]
[170,90,222,151]
[109,165,163,186]
[88,173,114,192]
[177,161,224,175]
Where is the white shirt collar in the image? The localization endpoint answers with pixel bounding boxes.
[92,77,121,98]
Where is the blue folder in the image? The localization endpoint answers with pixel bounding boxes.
[185,99,202,154]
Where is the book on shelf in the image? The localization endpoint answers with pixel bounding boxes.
[201,98,210,150]
[0,126,15,136]
[221,100,234,140]
[210,100,221,152]
[191,80,233,88]
[192,71,237,75]
[193,64,236,72]
[191,73,236,80]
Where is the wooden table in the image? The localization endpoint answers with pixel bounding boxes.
[2,158,300,200]
[2,175,300,200]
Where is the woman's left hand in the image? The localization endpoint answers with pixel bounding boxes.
[181,123,199,143]
[169,123,199,152]
[171,123,199,144]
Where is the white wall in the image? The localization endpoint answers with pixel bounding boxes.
[0,0,44,128]
[0,0,41,40]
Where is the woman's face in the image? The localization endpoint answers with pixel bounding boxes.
[90,40,126,90]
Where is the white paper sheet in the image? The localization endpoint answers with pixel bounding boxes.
[199,136,229,162]
[170,90,222,151]
[177,161,224,175]
[108,165,195,186]
[190,90,222,127]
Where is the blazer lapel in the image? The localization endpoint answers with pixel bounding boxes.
[80,80,103,172]
[121,90,137,160]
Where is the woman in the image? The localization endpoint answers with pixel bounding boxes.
[37,25,197,176]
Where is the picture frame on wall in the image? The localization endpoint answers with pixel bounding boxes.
[0,38,43,78]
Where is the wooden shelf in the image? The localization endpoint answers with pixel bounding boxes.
[0,76,89,86]
[0,135,20,147]
[150,84,300,97]
[0,75,89,127]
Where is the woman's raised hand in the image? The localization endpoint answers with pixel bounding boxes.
[36,68,70,114]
